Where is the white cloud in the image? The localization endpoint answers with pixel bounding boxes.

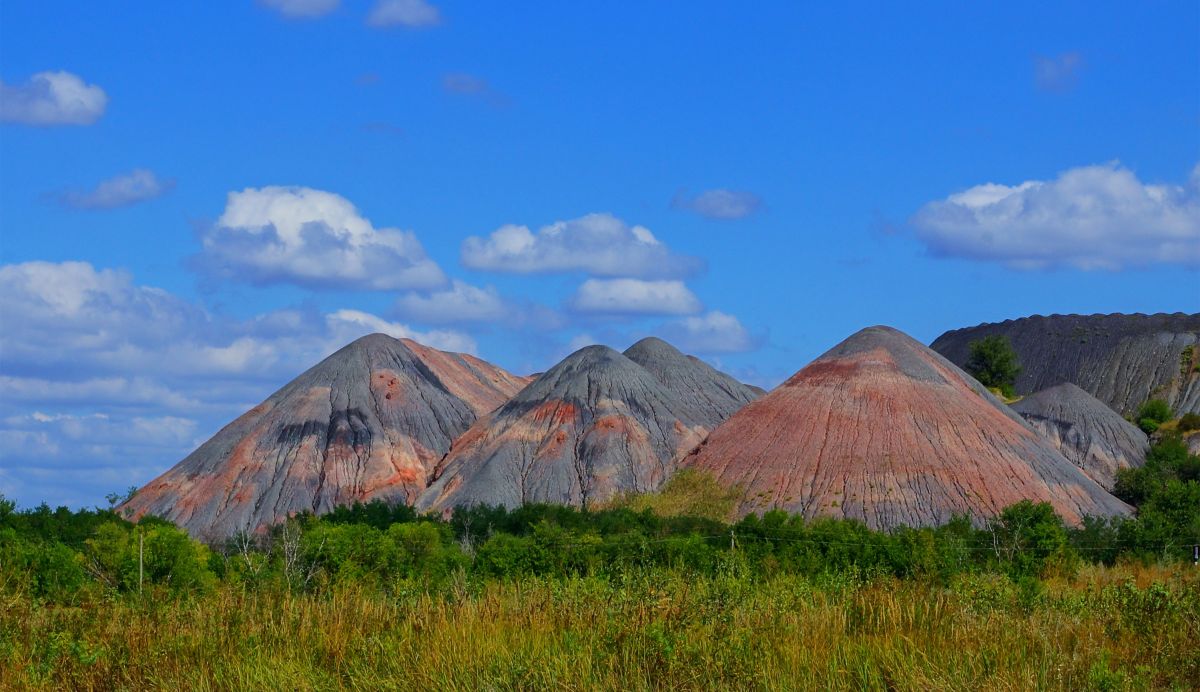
[197,186,446,290]
[57,169,174,210]
[658,311,756,354]
[0,260,472,384]
[0,71,108,126]
[569,279,702,315]
[462,212,703,278]
[393,279,509,324]
[260,0,340,18]
[325,309,476,353]
[673,189,763,220]
[1034,52,1083,93]
[910,162,1200,270]
[367,0,441,27]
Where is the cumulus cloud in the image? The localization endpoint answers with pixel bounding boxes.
[569,279,702,315]
[393,280,510,324]
[367,0,440,27]
[0,259,478,508]
[57,169,174,210]
[0,71,108,126]
[196,186,446,290]
[462,213,703,278]
[657,311,756,354]
[910,162,1200,270]
[0,260,473,382]
[1034,52,1083,93]
[672,189,763,220]
[260,0,340,18]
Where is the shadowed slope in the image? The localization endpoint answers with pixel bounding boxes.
[418,343,744,512]
[122,334,530,538]
[683,326,1131,529]
[1011,383,1148,490]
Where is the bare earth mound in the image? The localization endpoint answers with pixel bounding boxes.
[1011,383,1148,491]
[418,341,757,512]
[683,326,1131,529]
[122,334,530,539]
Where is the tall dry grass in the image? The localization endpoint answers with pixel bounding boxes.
[2,564,1197,690]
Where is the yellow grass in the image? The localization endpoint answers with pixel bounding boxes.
[1,564,1197,690]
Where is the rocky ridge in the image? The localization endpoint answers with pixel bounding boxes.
[931,313,1200,416]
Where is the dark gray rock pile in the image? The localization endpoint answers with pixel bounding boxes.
[931,313,1200,416]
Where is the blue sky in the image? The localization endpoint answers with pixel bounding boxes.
[1,0,1197,509]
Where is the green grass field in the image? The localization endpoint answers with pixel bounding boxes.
[3,563,1197,691]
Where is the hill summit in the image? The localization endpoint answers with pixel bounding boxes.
[417,341,760,512]
[682,326,1131,529]
[122,334,530,538]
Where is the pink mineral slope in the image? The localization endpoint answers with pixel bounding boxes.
[683,326,1132,530]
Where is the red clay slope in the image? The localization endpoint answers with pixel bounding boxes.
[682,326,1131,529]
[121,334,530,539]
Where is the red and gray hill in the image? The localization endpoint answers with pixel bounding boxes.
[682,326,1131,529]
[931,313,1200,416]
[416,340,759,512]
[1010,383,1148,491]
[121,334,530,539]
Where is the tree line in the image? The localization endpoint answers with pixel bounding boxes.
[2,435,1197,605]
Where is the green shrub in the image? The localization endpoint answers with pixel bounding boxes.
[1135,399,1172,434]
[1178,412,1200,432]
[964,335,1022,396]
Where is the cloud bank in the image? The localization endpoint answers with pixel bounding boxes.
[910,162,1200,270]
[658,311,756,354]
[0,71,108,126]
[393,280,510,324]
[196,186,446,290]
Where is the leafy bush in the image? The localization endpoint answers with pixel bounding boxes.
[964,335,1022,397]
[1135,399,1172,434]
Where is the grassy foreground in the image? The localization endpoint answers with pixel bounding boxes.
[2,563,1197,691]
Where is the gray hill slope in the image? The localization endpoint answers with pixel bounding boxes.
[121,334,529,538]
[418,342,757,512]
[1011,383,1149,490]
[931,313,1200,416]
